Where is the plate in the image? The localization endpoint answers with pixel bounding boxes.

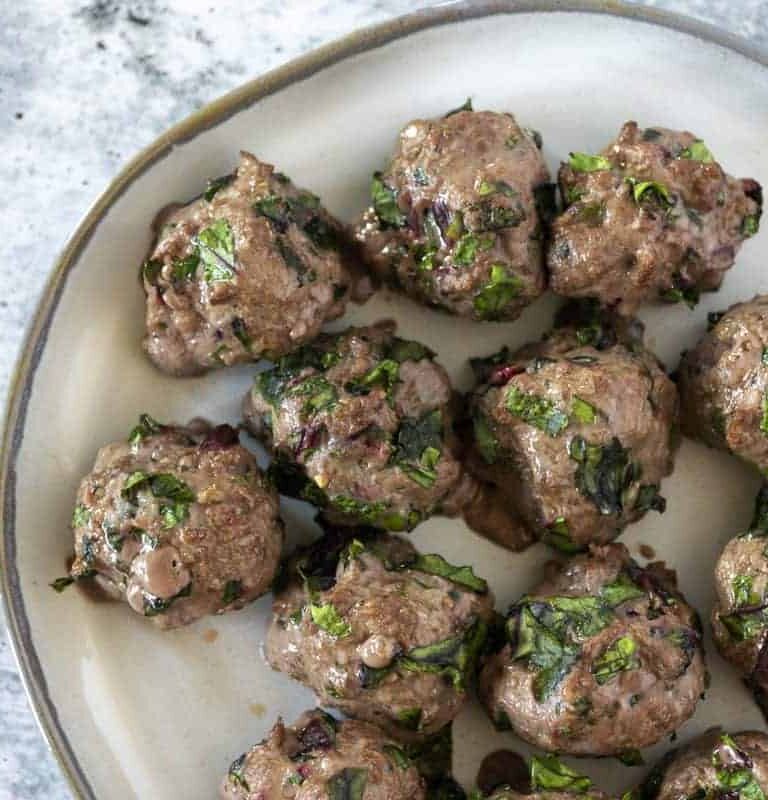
[3,2,768,798]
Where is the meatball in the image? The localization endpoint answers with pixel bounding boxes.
[243,321,476,532]
[354,105,552,321]
[220,709,425,800]
[678,295,768,470]
[463,302,677,551]
[712,484,768,718]
[548,121,762,314]
[59,416,283,628]
[636,728,768,800]
[142,151,356,376]
[478,543,707,756]
[266,529,493,739]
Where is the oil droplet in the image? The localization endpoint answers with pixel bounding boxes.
[250,703,266,718]
[203,628,219,643]
[638,543,656,560]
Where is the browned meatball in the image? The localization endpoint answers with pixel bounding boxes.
[220,709,425,800]
[56,417,283,628]
[635,728,768,800]
[479,543,707,756]
[712,484,768,719]
[354,104,552,320]
[678,295,768,470]
[549,122,762,314]
[463,302,677,552]
[266,530,493,740]
[142,151,357,376]
[243,322,477,532]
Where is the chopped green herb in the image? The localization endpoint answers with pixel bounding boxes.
[383,744,411,770]
[149,474,196,504]
[679,140,714,163]
[144,582,192,617]
[569,436,637,516]
[530,755,592,793]
[410,553,488,593]
[593,635,639,684]
[128,413,163,446]
[392,410,443,489]
[122,470,150,499]
[228,754,250,791]
[733,575,759,607]
[444,98,472,117]
[292,375,337,415]
[386,338,434,364]
[396,707,423,730]
[601,574,644,607]
[542,517,582,553]
[761,391,768,436]
[171,252,200,282]
[618,749,645,766]
[327,768,368,800]
[569,153,611,172]
[72,504,90,528]
[203,174,233,201]
[223,579,243,605]
[142,258,163,284]
[50,576,76,592]
[506,386,569,436]
[197,219,236,282]
[626,177,672,206]
[743,214,761,237]
[159,502,188,529]
[472,411,499,464]
[572,396,598,424]
[445,211,465,240]
[371,172,406,228]
[345,359,400,399]
[635,484,667,514]
[453,233,494,266]
[231,317,253,352]
[310,602,351,638]
[474,264,523,319]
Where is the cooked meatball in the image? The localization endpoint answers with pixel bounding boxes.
[479,543,707,756]
[463,302,677,551]
[712,484,768,718]
[636,728,768,800]
[549,121,762,314]
[142,151,357,376]
[267,529,493,739]
[678,295,768,470]
[220,709,425,800]
[354,105,552,320]
[243,321,476,532]
[60,416,283,628]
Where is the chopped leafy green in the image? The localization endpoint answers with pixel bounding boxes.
[128,413,163,446]
[122,470,150,499]
[292,375,337,415]
[733,575,759,607]
[410,553,488,593]
[227,754,250,791]
[542,517,582,553]
[506,386,569,436]
[310,602,351,638]
[383,744,411,770]
[396,707,423,730]
[713,734,766,800]
[159,502,188,529]
[569,436,637,516]
[761,392,768,436]
[635,484,667,514]
[327,768,368,800]
[392,410,443,488]
[197,219,236,282]
[223,579,243,605]
[477,180,517,198]
[679,140,714,163]
[143,582,192,617]
[593,636,639,684]
[203,174,233,201]
[142,258,163,284]
[618,750,645,767]
[445,98,472,117]
[171,252,200,282]
[72,504,90,528]
[569,153,611,172]
[149,474,196,503]
[474,264,523,319]
[721,609,768,641]
[345,359,400,399]
[472,411,499,464]
[743,214,761,237]
[530,755,592,793]
[626,178,672,206]
[231,317,253,352]
[453,233,494,266]
[572,396,598,424]
[660,271,700,308]
[601,574,644,607]
[387,338,434,363]
[50,576,76,592]
[371,172,406,228]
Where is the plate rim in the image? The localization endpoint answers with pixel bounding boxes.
[3,2,767,797]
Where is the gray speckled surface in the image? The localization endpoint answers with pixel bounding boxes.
[1,1,765,797]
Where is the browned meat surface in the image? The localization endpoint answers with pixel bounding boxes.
[549,122,762,314]
[220,709,425,800]
[463,302,677,551]
[243,321,478,532]
[61,417,283,628]
[142,151,357,376]
[678,295,768,470]
[354,106,552,320]
[712,484,768,718]
[266,530,493,740]
[478,543,707,756]
[636,728,768,800]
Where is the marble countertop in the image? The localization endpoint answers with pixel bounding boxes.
[2,1,766,797]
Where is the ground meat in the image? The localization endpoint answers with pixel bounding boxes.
[61,417,283,628]
[220,709,425,800]
[712,484,768,719]
[142,151,359,376]
[242,321,478,532]
[636,728,768,800]
[266,529,493,740]
[678,295,768,470]
[478,543,707,756]
[354,105,552,320]
[463,301,677,551]
[548,121,762,314]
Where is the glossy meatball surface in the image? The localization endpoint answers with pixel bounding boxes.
[678,295,768,470]
[142,151,355,375]
[464,303,677,551]
[267,530,493,739]
[243,321,476,532]
[636,728,768,800]
[354,107,552,320]
[549,122,762,314]
[712,485,768,718]
[479,543,707,756]
[220,709,425,800]
[62,417,283,628]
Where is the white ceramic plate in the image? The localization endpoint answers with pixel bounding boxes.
[4,3,768,798]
